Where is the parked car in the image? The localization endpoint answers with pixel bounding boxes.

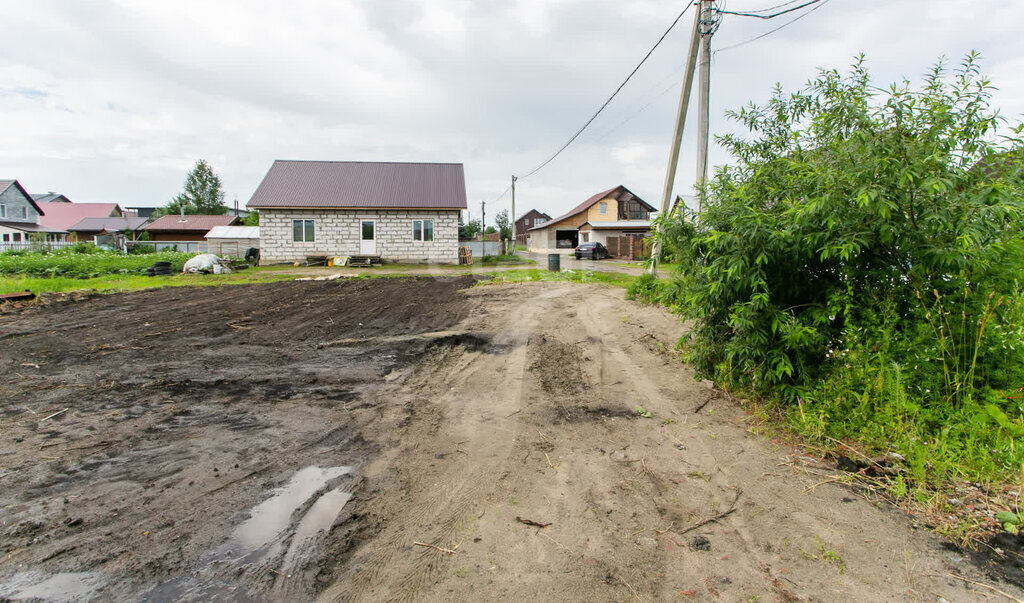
[575,242,609,260]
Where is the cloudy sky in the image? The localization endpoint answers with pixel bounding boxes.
[2,0,1022,222]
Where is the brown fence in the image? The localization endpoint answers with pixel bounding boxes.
[605,235,651,260]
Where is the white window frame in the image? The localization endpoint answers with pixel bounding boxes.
[292,219,315,242]
[598,202,607,215]
[412,219,434,242]
[0,204,6,218]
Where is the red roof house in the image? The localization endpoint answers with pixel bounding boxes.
[36,202,121,233]
[144,215,239,241]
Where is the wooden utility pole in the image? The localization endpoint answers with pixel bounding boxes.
[696,0,713,212]
[480,200,486,256]
[511,175,517,254]
[648,1,704,276]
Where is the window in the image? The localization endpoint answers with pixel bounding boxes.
[292,219,315,242]
[0,205,5,218]
[13,233,21,242]
[535,217,546,225]
[412,219,433,242]
[598,202,607,215]
[2,234,8,242]
[20,206,27,219]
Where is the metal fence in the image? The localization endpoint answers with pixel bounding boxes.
[0,241,77,253]
[461,241,501,257]
[129,241,209,253]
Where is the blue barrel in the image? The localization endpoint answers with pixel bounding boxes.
[548,253,560,272]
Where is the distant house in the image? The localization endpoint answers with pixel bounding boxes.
[527,185,655,253]
[68,216,150,245]
[145,214,240,242]
[36,201,122,235]
[0,179,67,246]
[205,225,260,257]
[514,209,551,246]
[247,160,467,264]
[31,192,73,204]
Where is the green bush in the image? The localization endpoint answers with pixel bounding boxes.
[0,248,193,278]
[653,53,1024,484]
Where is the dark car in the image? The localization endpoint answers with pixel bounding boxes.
[575,242,608,260]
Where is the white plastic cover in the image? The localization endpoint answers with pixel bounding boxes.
[182,254,222,273]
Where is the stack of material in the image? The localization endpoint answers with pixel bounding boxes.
[459,246,472,265]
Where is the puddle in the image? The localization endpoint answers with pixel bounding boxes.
[281,488,353,573]
[222,465,353,565]
[0,571,104,602]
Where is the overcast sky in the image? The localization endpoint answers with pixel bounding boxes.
[2,0,1023,222]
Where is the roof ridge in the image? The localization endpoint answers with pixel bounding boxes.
[274,159,464,166]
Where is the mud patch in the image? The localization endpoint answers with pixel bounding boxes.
[0,571,104,602]
[554,403,637,423]
[528,334,588,395]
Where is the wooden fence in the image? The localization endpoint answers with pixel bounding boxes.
[605,235,651,260]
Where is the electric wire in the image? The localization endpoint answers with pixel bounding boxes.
[516,2,695,182]
[737,0,808,13]
[715,0,835,54]
[719,0,820,19]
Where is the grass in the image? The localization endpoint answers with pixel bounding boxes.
[0,270,296,296]
[484,268,636,288]
[0,248,193,278]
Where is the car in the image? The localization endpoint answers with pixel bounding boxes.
[575,242,608,260]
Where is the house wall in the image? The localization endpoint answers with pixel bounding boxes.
[0,224,27,242]
[585,195,619,223]
[260,209,460,264]
[148,232,207,242]
[0,185,39,223]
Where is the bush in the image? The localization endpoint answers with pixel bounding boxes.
[653,53,1024,485]
[0,248,193,278]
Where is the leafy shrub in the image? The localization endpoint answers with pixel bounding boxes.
[0,248,193,278]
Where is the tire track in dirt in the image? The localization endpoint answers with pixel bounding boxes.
[322,286,565,602]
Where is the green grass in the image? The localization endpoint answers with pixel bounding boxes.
[0,248,193,278]
[477,254,534,265]
[0,271,296,296]
[484,268,636,288]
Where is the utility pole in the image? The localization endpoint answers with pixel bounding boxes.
[480,200,486,256]
[696,0,718,213]
[648,1,704,276]
[510,175,517,254]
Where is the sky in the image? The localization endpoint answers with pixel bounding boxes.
[2,0,1023,223]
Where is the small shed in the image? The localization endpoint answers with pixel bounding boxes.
[205,225,260,257]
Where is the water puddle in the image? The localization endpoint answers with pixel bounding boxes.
[221,465,353,566]
[281,488,353,573]
[0,571,104,602]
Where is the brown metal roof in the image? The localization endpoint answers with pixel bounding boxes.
[529,185,655,231]
[145,215,239,232]
[246,160,467,210]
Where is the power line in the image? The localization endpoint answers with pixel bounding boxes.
[718,0,820,19]
[737,0,809,13]
[715,0,834,54]
[517,2,696,181]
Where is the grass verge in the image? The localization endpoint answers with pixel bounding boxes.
[0,270,296,296]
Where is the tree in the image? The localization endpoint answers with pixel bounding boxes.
[165,160,227,215]
[483,226,497,235]
[494,210,512,240]
[655,53,1024,396]
[242,210,259,226]
[464,218,482,239]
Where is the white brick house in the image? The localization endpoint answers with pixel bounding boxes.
[247,160,467,265]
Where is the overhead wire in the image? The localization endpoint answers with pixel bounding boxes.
[516,1,696,182]
[715,0,835,54]
[736,0,809,13]
[718,0,821,19]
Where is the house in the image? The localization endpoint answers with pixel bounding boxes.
[31,192,74,204]
[527,185,655,254]
[0,179,67,246]
[205,225,260,257]
[144,214,239,241]
[67,216,150,246]
[247,160,467,264]
[36,201,122,236]
[514,209,551,246]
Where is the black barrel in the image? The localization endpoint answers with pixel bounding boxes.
[548,253,560,272]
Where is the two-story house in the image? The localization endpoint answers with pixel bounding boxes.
[0,180,67,247]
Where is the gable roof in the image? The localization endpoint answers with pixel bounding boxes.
[247,160,467,210]
[145,214,239,232]
[0,180,46,216]
[515,209,552,222]
[36,202,120,230]
[32,193,72,203]
[205,225,260,239]
[68,216,149,233]
[529,185,654,231]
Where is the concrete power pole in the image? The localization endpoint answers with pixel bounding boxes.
[696,0,716,213]
[648,1,704,277]
[480,200,486,256]
[511,175,517,254]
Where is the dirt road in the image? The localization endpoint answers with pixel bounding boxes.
[0,278,1018,601]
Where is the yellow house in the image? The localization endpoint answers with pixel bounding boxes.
[526,185,654,253]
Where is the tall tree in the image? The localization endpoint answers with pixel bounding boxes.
[166,159,227,215]
[494,210,512,240]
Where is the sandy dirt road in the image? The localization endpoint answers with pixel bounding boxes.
[0,277,1019,601]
